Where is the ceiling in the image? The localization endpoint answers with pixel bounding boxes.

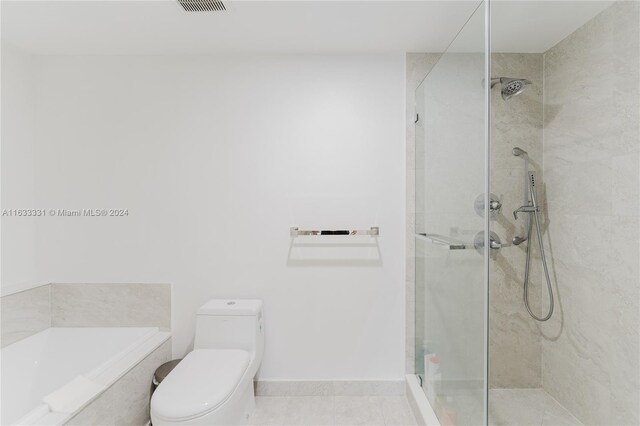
[1,1,613,55]
[491,1,612,52]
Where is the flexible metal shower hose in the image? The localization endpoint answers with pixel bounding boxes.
[522,182,554,322]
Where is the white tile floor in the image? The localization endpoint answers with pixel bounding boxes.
[489,389,582,426]
[247,389,579,426]
[248,396,417,426]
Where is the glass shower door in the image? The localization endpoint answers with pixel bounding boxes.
[414,2,489,425]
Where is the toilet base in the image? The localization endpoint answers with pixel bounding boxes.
[151,380,256,425]
[241,381,256,423]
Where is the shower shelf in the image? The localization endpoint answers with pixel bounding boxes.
[290,227,379,237]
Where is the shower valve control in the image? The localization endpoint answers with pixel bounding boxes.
[474,193,502,219]
[474,231,510,255]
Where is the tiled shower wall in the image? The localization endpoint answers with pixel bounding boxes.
[489,53,544,389]
[540,2,640,424]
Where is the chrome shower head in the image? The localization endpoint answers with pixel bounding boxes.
[491,77,532,100]
[512,147,528,158]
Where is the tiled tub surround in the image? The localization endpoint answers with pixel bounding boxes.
[0,283,172,425]
[66,339,172,426]
[2,327,171,425]
[51,283,171,329]
[1,282,171,348]
[1,284,51,347]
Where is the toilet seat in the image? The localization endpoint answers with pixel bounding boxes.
[151,349,250,422]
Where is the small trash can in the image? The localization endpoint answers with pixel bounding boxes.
[152,359,182,394]
[150,359,182,424]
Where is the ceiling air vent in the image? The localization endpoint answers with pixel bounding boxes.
[177,0,226,12]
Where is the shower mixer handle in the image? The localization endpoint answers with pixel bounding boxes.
[473,193,502,219]
[474,231,510,254]
[490,239,511,249]
[489,200,502,211]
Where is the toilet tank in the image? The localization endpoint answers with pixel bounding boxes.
[194,300,264,358]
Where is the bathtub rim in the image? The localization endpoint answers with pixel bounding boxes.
[10,327,171,426]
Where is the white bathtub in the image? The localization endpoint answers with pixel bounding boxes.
[1,327,171,425]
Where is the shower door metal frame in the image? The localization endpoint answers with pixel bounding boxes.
[482,1,491,424]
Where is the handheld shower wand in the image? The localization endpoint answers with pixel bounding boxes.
[512,147,531,245]
[512,148,555,322]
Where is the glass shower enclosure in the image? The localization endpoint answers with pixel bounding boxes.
[414,2,490,425]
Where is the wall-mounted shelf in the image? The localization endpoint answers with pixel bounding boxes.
[290,227,379,237]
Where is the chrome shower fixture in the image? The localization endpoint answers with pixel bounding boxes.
[512,236,527,246]
[491,77,532,100]
[512,147,555,322]
[512,147,528,158]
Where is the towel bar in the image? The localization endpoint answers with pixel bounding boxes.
[290,227,379,237]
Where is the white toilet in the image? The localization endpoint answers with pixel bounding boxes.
[151,299,264,425]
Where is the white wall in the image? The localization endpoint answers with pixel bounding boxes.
[1,44,39,292]
[23,54,405,380]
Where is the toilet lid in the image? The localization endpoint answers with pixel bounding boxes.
[151,349,250,421]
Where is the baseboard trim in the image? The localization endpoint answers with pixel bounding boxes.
[405,375,440,426]
[254,380,405,396]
